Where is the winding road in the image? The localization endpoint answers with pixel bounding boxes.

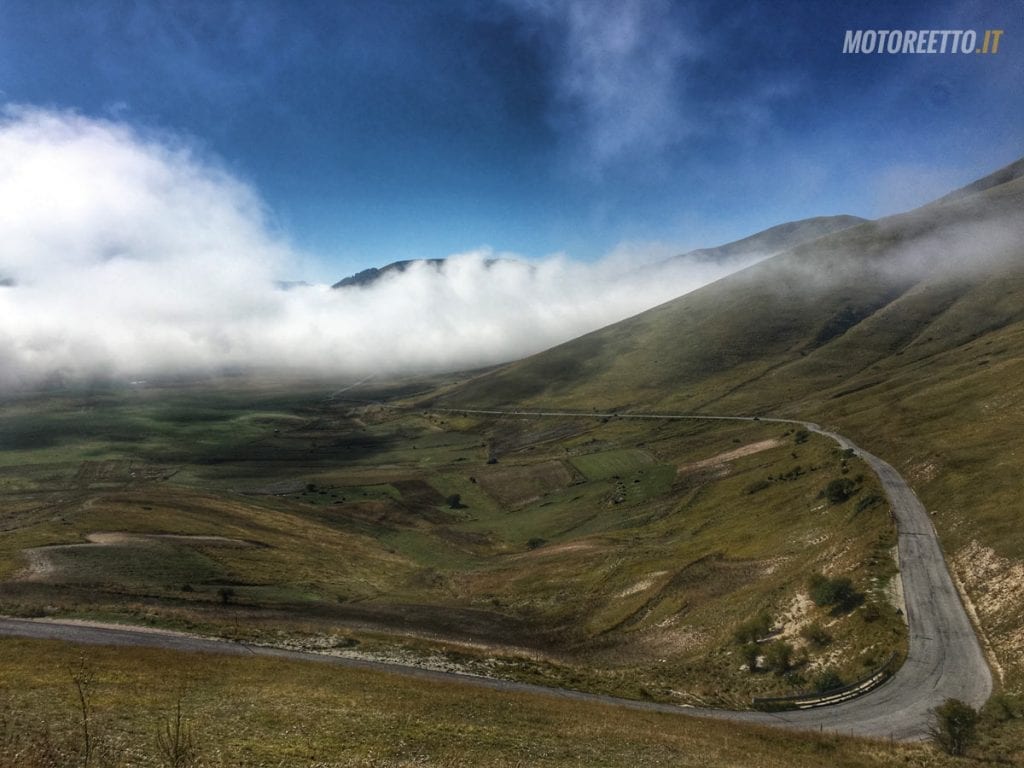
[0,410,991,742]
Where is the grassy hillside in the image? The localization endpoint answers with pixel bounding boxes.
[435,169,1024,415]
[432,160,1024,694]
[0,381,905,707]
[1,635,974,768]
[670,214,866,264]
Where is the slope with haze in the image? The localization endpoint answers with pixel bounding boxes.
[434,157,1024,691]
[331,215,864,289]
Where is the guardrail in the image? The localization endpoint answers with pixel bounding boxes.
[752,653,899,711]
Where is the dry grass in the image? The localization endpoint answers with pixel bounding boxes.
[0,636,962,768]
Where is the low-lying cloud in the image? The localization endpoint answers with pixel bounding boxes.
[0,107,760,390]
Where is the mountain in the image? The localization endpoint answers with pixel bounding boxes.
[930,156,1024,206]
[431,157,1024,692]
[436,161,1023,414]
[667,214,865,265]
[332,217,865,291]
[332,259,448,289]
[332,258,518,289]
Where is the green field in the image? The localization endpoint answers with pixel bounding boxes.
[0,381,905,709]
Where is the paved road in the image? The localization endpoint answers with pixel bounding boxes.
[0,410,991,742]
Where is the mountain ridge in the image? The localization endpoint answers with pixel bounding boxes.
[433,157,1024,414]
[331,215,866,290]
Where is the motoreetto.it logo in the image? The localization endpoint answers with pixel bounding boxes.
[843,28,1004,54]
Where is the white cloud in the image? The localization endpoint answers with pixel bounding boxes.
[0,107,757,389]
[510,0,698,174]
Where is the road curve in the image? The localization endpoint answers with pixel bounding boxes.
[435,409,993,740]
[0,410,991,742]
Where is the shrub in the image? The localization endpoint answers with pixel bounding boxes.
[740,643,760,672]
[824,478,857,503]
[794,429,810,444]
[855,493,884,514]
[808,573,861,611]
[745,479,771,495]
[733,613,772,644]
[446,494,464,509]
[800,622,832,647]
[985,693,1022,721]
[526,537,546,550]
[930,698,979,756]
[813,668,844,693]
[156,694,201,768]
[763,641,794,674]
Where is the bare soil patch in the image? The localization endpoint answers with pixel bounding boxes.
[677,439,783,475]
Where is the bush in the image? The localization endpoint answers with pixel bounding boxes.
[808,573,861,611]
[155,694,201,768]
[763,641,794,674]
[930,698,979,756]
[733,613,772,644]
[745,479,771,495]
[861,602,881,622]
[813,668,844,693]
[794,429,810,444]
[855,493,884,513]
[740,643,760,672]
[985,693,1022,721]
[800,622,832,647]
[446,493,464,509]
[824,478,857,503]
[526,537,546,550]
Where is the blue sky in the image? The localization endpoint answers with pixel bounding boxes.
[1,0,1022,281]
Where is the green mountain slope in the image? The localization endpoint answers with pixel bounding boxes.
[434,158,1024,690]
[437,163,1023,415]
[669,214,866,264]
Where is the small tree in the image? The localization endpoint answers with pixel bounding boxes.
[446,494,463,509]
[930,698,979,756]
[217,587,235,605]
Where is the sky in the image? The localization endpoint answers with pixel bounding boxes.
[1,0,1021,277]
[0,0,1022,386]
